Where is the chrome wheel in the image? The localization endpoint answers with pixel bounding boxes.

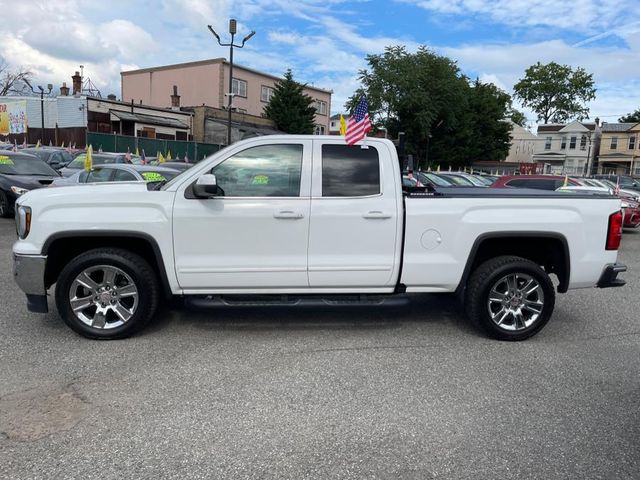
[487,273,544,331]
[68,265,139,330]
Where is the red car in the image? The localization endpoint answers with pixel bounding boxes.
[493,175,640,228]
[490,175,581,190]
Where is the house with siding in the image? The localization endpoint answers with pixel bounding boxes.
[533,121,600,175]
[597,122,640,175]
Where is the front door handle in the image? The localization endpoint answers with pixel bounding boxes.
[274,210,304,219]
[363,211,392,219]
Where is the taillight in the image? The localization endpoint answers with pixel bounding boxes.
[606,210,623,250]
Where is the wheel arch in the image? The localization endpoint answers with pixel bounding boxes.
[456,232,570,294]
[42,231,172,298]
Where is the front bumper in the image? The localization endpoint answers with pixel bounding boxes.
[13,253,49,313]
[597,263,627,288]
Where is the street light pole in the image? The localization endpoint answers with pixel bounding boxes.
[208,20,255,146]
[24,80,52,144]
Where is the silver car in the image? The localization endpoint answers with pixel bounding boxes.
[51,164,181,187]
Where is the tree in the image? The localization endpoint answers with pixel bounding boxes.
[263,69,316,134]
[347,46,511,167]
[513,62,596,124]
[619,108,640,123]
[509,109,527,127]
[0,60,34,96]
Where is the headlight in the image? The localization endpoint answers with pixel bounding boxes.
[10,186,30,196]
[15,205,32,239]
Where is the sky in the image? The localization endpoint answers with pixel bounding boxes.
[2,0,640,129]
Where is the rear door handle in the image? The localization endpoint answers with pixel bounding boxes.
[274,210,304,219]
[363,211,392,219]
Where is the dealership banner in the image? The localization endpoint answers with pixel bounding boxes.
[0,100,28,135]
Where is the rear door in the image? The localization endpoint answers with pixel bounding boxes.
[307,140,402,289]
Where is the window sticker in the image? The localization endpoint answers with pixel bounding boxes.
[0,156,14,165]
[251,175,269,185]
[141,171,166,182]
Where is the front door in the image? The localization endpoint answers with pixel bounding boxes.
[173,140,312,290]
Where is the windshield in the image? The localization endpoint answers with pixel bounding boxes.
[420,172,452,186]
[0,155,59,176]
[140,169,180,182]
[441,174,474,186]
[67,154,124,169]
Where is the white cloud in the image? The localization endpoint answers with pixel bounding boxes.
[267,31,301,45]
[400,0,636,34]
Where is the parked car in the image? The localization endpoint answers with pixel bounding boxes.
[593,175,640,193]
[51,164,182,187]
[491,175,581,190]
[415,171,454,187]
[0,151,60,217]
[13,135,626,342]
[430,172,476,186]
[21,147,74,170]
[589,179,640,229]
[59,152,130,177]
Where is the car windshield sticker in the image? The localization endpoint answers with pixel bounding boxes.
[0,156,14,165]
[251,175,269,185]
[141,171,166,182]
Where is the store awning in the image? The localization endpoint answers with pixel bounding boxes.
[111,110,190,129]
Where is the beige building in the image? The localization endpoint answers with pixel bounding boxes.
[505,121,537,163]
[597,122,640,175]
[533,121,599,175]
[121,59,332,138]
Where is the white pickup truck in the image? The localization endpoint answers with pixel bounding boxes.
[13,135,627,341]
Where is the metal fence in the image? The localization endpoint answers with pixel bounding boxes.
[86,132,224,161]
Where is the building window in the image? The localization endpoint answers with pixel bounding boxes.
[314,125,326,135]
[569,136,577,149]
[232,78,247,98]
[260,85,274,103]
[629,136,636,150]
[580,135,587,150]
[560,136,567,149]
[315,100,327,116]
[611,136,618,150]
[544,137,552,150]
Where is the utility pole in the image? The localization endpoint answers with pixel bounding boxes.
[208,20,255,146]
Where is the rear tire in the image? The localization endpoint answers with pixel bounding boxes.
[55,248,159,339]
[465,255,555,341]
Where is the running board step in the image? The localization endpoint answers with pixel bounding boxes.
[184,294,409,309]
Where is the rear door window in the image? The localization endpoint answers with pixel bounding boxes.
[321,144,380,196]
[86,169,114,182]
[113,170,137,181]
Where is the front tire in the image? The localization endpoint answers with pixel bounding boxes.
[55,248,160,339]
[0,190,12,218]
[465,256,555,341]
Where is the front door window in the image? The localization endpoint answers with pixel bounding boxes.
[211,144,303,197]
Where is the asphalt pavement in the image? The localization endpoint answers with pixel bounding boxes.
[0,218,638,479]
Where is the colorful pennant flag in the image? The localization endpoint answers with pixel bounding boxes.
[84,145,93,172]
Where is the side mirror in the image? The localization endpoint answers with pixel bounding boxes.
[193,174,222,198]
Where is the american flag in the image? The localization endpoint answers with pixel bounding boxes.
[345,96,372,146]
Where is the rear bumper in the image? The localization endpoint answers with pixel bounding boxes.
[13,253,49,313]
[597,263,627,288]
